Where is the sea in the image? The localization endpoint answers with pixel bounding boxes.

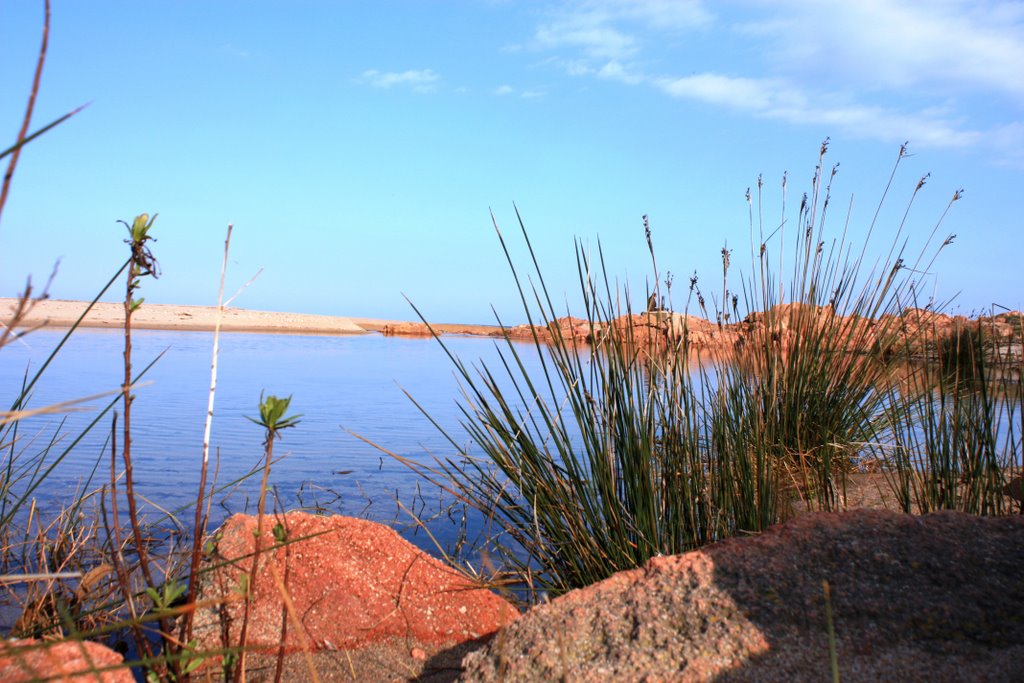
[0,327,545,555]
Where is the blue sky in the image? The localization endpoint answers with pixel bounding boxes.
[1,1,1021,323]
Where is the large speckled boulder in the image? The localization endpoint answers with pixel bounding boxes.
[462,510,1024,682]
[194,513,518,657]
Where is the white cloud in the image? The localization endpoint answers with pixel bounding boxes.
[655,71,982,149]
[523,0,1024,159]
[527,56,600,80]
[563,0,711,32]
[562,59,596,77]
[534,0,710,61]
[359,69,440,93]
[611,0,711,30]
[597,60,645,85]
[492,85,545,99]
[778,103,982,149]
[535,22,637,60]
[655,73,781,109]
[743,1,1024,100]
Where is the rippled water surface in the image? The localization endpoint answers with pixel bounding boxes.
[1,328,543,550]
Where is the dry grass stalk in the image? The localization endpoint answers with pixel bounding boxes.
[0,0,49,227]
[179,224,234,654]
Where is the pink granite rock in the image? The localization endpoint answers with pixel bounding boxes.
[195,513,519,655]
[462,510,1024,682]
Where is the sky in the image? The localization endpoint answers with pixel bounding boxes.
[1,0,1021,324]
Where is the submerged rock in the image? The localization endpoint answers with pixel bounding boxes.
[0,638,132,682]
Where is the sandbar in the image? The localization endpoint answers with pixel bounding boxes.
[1,298,505,337]
[3,298,367,335]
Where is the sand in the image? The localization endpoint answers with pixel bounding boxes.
[1,298,503,337]
[2,298,368,334]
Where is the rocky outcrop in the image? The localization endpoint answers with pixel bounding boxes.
[491,307,1024,361]
[194,513,518,661]
[462,510,1024,682]
[0,638,132,682]
[381,321,437,337]
[374,306,1023,362]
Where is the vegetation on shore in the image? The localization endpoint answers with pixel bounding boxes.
[392,142,1022,599]
[2,8,304,679]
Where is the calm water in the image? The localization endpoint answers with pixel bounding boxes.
[1,328,546,552]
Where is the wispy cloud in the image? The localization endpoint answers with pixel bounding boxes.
[741,1,1024,100]
[533,0,709,60]
[653,72,981,149]
[493,84,545,99]
[524,0,1024,160]
[359,68,440,93]
[219,43,251,59]
[654,73,782,111]
[596,60,644,85]
[536,22,636,60]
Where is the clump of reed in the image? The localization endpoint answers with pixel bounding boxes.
[881,312,1022,515]
[937,319,986,381]
[397,141,994,600]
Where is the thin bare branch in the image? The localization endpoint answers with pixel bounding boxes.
[0,0,51,226]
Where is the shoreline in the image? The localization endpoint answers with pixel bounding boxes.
[1,298,505,337]
[7,299,1021,356]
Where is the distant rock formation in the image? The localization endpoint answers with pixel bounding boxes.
[381,321,437,337]
[487,306,1024,360]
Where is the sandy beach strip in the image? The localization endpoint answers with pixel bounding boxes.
[2,298,507,337]
[2,298,368,335]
